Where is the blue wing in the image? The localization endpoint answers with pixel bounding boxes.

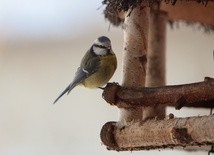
[53,48,100,104]
[53,68,88,104]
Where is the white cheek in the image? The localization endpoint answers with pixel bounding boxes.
[93,46,107,56]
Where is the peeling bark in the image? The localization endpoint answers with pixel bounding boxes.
[100,115,214,151]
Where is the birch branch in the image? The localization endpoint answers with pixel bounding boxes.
[102,77,214,109]
[119,3,149,123]
[100,115,214,151]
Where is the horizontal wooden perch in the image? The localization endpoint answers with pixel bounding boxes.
[100,115,214,151]
[102,77,214,109]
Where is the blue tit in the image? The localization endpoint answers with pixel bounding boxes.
[53,36,117,104]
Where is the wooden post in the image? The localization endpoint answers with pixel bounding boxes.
[144,7,167,120]
[119,3,149,123]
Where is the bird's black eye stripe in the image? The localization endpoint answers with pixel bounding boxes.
[93,44,107,49]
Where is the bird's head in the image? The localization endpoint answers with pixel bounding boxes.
[92,36,112,56]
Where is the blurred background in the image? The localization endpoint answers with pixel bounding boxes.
[0,0,213,155]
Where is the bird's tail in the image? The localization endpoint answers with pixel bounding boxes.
[53,83,76,104]
[53,68,87,104]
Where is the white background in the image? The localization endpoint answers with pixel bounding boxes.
[0,0,213,155]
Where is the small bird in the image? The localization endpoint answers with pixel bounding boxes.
[53,36,117,104]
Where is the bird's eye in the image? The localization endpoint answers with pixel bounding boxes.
[94,44,106,49]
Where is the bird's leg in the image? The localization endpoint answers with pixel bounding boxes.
[98,86,105,90]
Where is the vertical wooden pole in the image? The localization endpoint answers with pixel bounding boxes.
[119,4,150,123]
[144,7,167,120]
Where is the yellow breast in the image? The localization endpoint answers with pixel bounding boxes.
[82,54,117,88]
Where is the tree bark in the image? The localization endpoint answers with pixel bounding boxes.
[101,0,214,152]
[100,115,214,151]
[102,78,214,109]
[119,3,149,123]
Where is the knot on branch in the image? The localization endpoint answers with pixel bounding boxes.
[175,97,187,110]
[171,128,193,144]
